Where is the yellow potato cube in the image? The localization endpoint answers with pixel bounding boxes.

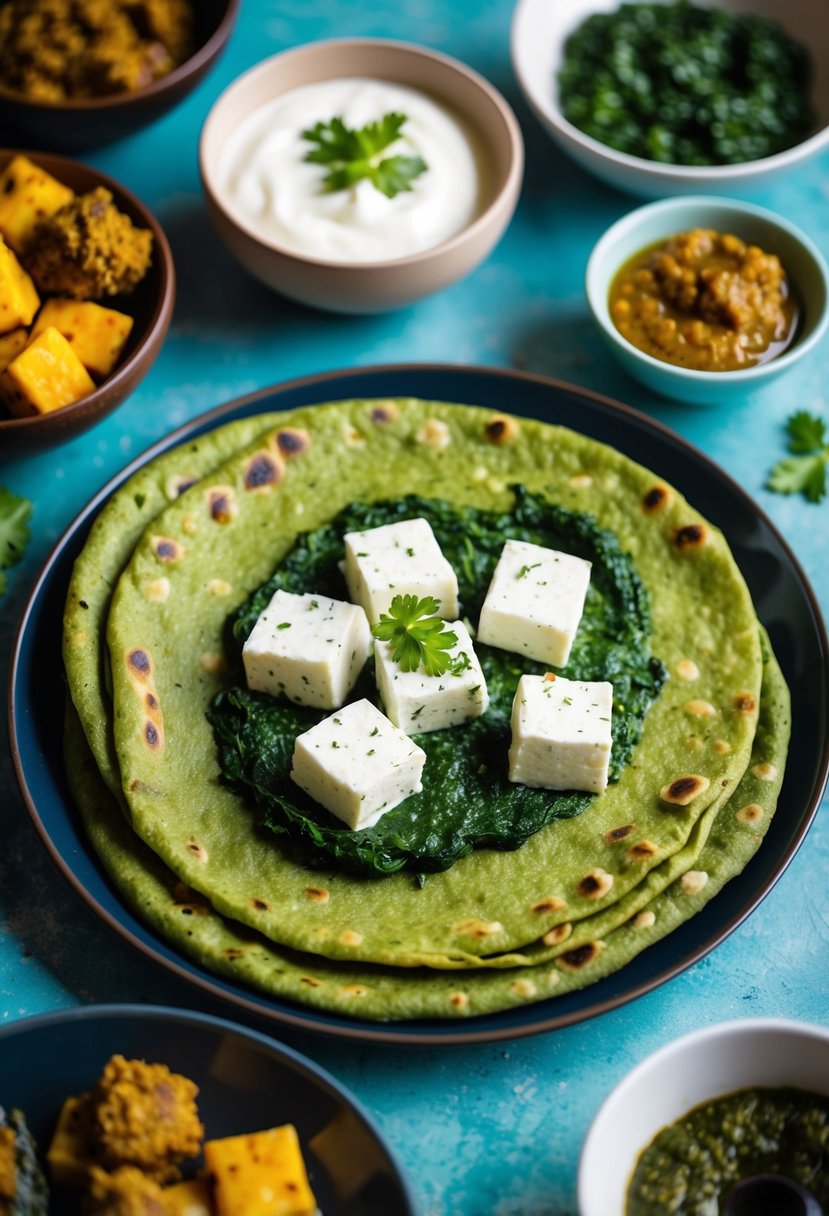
[46,1094,95,1188]
[0,155,74,254]
[204,1124,316,1216]
[163,1177,213,1216]
[0,238,40,334]
[0,326,95,417]
[0,328,29,374]
[31,298,134,378]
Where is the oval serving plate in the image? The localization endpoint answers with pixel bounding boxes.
[9,364,829,1045]
[0,1003,416,1213]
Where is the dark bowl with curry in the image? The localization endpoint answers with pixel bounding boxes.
[585,196,829,405]
[0,149,174,450]
[0,0,239,152]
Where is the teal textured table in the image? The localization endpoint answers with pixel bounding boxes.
[1,2,828,1213]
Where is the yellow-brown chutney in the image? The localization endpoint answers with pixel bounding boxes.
[609,228,798,372]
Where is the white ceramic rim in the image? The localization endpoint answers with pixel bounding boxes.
[199,36,524,270]
[578,1017,829,1216]
[584,194,829,386]
[510,0,829,185]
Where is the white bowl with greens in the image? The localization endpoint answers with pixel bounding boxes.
[511,0,829,197]
[579,1019,829,1216]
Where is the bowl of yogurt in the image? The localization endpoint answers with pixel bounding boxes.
[199,39,523,312]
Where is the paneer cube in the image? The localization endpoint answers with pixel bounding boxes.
[508,673,613,794]
[204,1123,316,1216]
[0,326,95,417]
[374,619,489,733]
[46,1093,95,1188]
[31,298,134,377]
[477,539,591,667]
[0,238,40,334]
[344,517,459,624]
[0,155,74,253]
[243,590,370,710]
[163,1178,213,1216]
[0,328,29,374]
[291,699,426,830]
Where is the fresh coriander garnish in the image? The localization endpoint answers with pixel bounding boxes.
[0,486,32,596]
[373,594,460,677]
[767,410,829,503]
[516,562,541,579]
[302,112,427,199]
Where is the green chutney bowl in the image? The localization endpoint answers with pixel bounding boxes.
[585,196,829,406]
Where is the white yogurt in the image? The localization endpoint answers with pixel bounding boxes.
[218,77,485,263]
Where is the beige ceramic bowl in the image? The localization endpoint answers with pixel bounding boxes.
[199,39,524,313]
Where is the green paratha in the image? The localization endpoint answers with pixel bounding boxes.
[64,633,789,1019]
[95,400,765,969]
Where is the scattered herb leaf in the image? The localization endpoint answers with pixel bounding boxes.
[302,112,427,199]
[767,411,828,503]
[0,487,32,596]
[372,594,458,677]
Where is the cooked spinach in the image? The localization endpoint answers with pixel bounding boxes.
[209,489,666,877]
[558,0,814,166]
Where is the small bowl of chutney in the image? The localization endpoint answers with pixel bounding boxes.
[579,1019,829,1216]
[585,196,829,405]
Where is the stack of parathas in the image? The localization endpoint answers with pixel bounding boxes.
[63,399,789,1021]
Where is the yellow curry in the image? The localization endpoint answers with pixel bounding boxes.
[609,228,798,373]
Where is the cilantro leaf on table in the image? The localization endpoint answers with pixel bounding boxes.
[766,410,829,504]
[302,111,427,198]
[0,486,32,595]
[372,594,459,677]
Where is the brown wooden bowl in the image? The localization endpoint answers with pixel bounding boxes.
[0,0,239,152]
[0,150,175,451]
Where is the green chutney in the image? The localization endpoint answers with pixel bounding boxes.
[627,1086,829,1215]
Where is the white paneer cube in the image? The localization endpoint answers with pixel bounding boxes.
[343,517,459,624]
[477,539,591,667]
[508,674,613,794]
[374,620,489,734]
[290,699,427,830]
[242,590,370,710]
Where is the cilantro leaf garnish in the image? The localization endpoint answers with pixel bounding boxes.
[302,112,427,199]
[0,486,32,596]
[372,594,460,677]
[767,410,829,504]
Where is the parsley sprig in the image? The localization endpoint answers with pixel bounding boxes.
[767,411,829,503]
[302,112,427,199]
[0,486,32,596]
[372,594,461,678]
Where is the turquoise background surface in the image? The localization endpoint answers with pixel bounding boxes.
[1,1,828,1212]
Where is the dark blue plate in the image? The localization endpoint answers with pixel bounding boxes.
[0,1003,416,1214]
[9,365,829,1044]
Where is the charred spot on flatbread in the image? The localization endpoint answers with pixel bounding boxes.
[642,484,672,514]
[152,537,182,563]
[273,427,310,457]
[243,451,284,493]
[660,774,710,806]
[207,486,237,524]
[369,402,399,425]
[484,415,518,445]
[605,824,636,844]
[578,869,614,899]
[734,691,757,714]
[558,942,604,971]
[127,648,152,677]
[672,523,708,551]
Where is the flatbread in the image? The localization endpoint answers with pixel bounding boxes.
[65,413,286,792]
[99,400,764,966]
[64,634,788,1019]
